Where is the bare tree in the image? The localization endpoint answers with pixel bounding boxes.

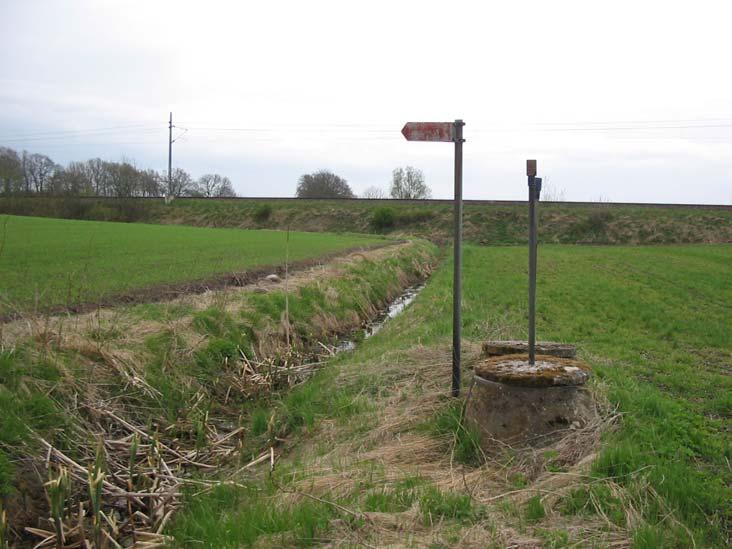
[0,147,23,195]
[106,161,140,197]
[361,186,385,199]
[22,152,57,193]
[140,169,163,197]
[296,170,354,198]
[390,166,431,199]
[58,161,94,195]
[166,167,194,198]
[86,158,108,196]
[216,177,236,197]
[195,173,236,197]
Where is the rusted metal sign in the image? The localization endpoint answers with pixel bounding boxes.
[401,122,455,142]
[402,119,465,397]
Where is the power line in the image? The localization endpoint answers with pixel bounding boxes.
[0,127,162,143]
[2,117,731,150]
[472,123,732,133]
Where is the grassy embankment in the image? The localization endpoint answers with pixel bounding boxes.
[168,244,731,547]
[0,235,437,545]
[0,215,384,315]
[2,196,731,245]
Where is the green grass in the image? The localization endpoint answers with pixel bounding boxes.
[421,400,483,466]
[0,348,68,494]
[383,243,731,546]
[4,225,730,546]
[0,215,383,313]
[175,243,731,547]
[3,196,731,246]
[525,495,546,522]
[419,244,731,543]
[171,482,337,547]
[419,486,485,525]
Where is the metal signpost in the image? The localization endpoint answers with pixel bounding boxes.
[402,120,465,396]
[526,160,542,366]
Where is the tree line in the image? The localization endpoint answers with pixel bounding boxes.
[0,144,432,201]
[296,166,431,200]
[0,146,236,198]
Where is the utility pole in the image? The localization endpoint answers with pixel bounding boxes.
[167,112,173,198]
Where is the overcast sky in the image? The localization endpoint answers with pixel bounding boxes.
[1,0,731,203]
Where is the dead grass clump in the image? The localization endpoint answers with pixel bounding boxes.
[272,342,628,548]
[3,241,440,547]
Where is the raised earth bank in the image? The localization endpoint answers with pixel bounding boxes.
[3,196,732,245]
[0,239,438,547]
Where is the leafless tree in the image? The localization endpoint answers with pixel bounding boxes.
[0,146,228,200]
[195,173,236,197]
[22,152,57,193]
[106,161,140,197]
[138,169,162,197]
[86,158,108,196]
[166,167,194,198]
[390,166,431,199]
[56,161,94,195]
[361,186,385,199]
[0,147,23,195]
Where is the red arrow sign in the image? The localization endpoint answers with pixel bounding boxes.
[401,122,454,142]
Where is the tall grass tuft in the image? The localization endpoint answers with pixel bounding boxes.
[0,500,8,549]
[88,439,106,548]
[45,465,70,549]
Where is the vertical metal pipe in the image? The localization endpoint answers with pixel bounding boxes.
[452,119,464,397]
[528,176,537,365]
[168,112,173,197]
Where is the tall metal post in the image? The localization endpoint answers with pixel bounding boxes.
[452,119,465,397]
[168,112,173,197]
[527,160,538,365]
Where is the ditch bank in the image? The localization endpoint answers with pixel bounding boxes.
[0,239,438,547]
[0,239,400,323]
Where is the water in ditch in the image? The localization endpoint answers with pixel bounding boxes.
[334,283,425,352]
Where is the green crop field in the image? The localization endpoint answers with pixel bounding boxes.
[0,215,383,313]
[169,243,731,547]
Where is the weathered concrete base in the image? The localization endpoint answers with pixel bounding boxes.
[466,354,595,450]
[482,340,576,359]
